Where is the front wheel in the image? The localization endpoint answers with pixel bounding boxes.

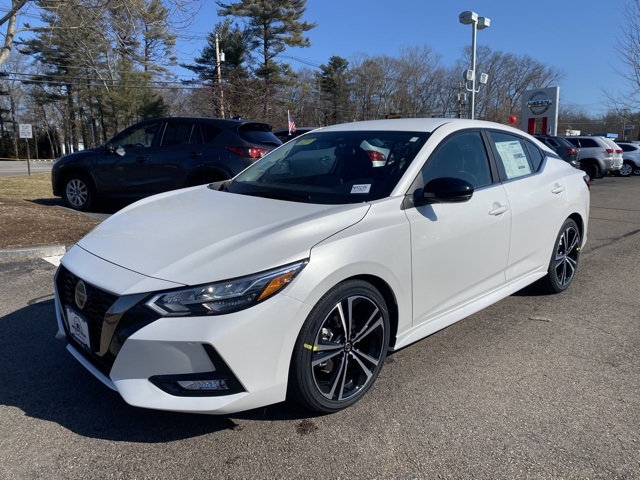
[63,174,94,211]
[288,280,390,413]
[542,219,581,293]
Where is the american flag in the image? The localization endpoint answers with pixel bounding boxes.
[288,110,297,135]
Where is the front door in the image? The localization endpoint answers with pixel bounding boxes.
[404,130,511,326]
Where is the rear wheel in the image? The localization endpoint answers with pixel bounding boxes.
[289,280,390,413]
[619,161,634,177]
[542,219,581,293]
[63,173,94,211]
[580,161,599,180]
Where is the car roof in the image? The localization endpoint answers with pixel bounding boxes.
[138,117,272,128]
[315,118,522,134]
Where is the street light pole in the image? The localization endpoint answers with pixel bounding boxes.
[459,11,490,120]
[469,18,477,120]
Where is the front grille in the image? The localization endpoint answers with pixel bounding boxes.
[56,265,119,374]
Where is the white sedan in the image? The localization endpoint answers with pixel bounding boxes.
[54,119,590,414]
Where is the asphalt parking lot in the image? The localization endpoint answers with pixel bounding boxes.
[0,175,638,479]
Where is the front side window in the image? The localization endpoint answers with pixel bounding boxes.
[419,131,493,189]
[225,130,430,204]
[112,123,160,149]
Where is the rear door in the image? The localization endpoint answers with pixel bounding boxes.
[487,131,567,283]
[147,120,205,192]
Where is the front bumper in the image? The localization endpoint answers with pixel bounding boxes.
[54,257,312,415]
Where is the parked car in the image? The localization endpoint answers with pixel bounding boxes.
[534,134,580,168]
[52,117,282,210]
[564,136,621,178]
[54,118,590,415]
[615,142,640,176]
[599,137,624,174]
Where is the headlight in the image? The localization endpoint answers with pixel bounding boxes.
[146,260,308,317]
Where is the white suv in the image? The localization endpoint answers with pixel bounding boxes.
[564,136,621,178]
[599,137,624,173]
[616,141,640,176]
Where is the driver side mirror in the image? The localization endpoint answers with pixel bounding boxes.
[412,177,474,207]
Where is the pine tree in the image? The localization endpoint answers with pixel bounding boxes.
[216,0,315,119]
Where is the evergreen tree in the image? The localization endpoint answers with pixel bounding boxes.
[216,0,316,119]
[319,56,349,124]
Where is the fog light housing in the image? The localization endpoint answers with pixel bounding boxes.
[149,345,245,397]
[176,379,229,391]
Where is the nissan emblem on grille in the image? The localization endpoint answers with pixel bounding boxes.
[75,280,87,310]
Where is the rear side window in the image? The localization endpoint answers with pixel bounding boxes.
[619,143,637,152]
[161,122,203,146]
[238,123,282,146]
[489,131,534,180]
[565,138,580,147]
[579,138,599,148]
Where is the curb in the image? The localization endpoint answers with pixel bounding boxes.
[0,244,66,262]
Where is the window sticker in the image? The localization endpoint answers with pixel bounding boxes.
[351,184,371,194]
[295,138,316,145]
[495,140,532,179]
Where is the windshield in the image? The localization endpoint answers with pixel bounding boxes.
[223,130,429,204]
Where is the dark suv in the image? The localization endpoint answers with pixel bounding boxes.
[534,134,580,168]
[52,117,282,210]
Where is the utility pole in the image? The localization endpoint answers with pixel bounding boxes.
[215,33,225,118]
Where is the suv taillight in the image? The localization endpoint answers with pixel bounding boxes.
[564,147,578,156]
[615,149,622,154]
[366,150,386,162]
[226,146,269,159]
[605,148,613,154]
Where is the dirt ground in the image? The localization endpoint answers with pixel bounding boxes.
[0,198,99,249]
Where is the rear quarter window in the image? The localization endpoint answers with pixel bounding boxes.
[201,123,222,143]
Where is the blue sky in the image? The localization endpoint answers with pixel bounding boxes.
[174,0,630,117]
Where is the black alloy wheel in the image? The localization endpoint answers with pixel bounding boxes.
[543,218,581,293]
[289,280,390,413]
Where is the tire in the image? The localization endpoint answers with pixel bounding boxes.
[634,166,640,176]
[288,280,390,413]
[542,219,581,294]
[619,162,634,177]
[63,173,94,211]
[581,161,599,180]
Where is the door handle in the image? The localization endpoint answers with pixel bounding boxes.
[551,185,565,194]
[489,204,509,216]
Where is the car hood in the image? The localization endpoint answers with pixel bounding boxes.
[57,147,102,163]
[76,186,370,286]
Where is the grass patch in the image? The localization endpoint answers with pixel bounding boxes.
[0,172,55,200]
